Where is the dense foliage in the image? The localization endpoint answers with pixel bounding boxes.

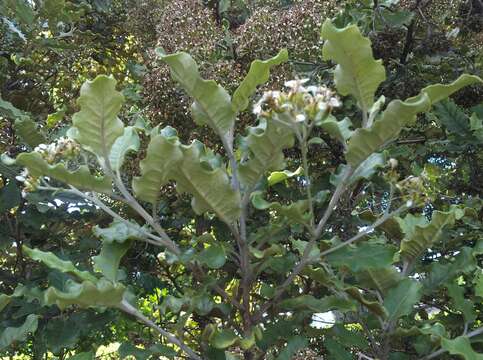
[0,1,482,360]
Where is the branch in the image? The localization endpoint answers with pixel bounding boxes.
[118,299,202,360]
[320,205,407,257]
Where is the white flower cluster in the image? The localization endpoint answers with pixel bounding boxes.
[15,138,80,195]
[34,137,80,164]
[253,79,341,123]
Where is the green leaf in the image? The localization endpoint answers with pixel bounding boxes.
[23,246,98,283]
[326,243,396,272]
[14,152,112,192]
[346,93,430,167]
[251,191,309,225]
[14,117,46,147]
[384,279,422,322]
[109,126,140,171]
[267,167,302,186]
[433,99,471,135]
[0,181,21,212]
[319,115,353,143]
[447,282,476,323]
[441,336,483,360]
[0,294,11,312]
[157,50,235,135]
[0,96,27,119]
[45,278,125,310]
[44,317,81,353]
[232,49,288,113]
[93,219,146,243]
[70,75,125,158]
[321,19,386,114]
[345,74,482,167]
[344,287,387,317]
[211,329,239,349]
[198,244,226,269]
[46,108,66,128]
[133,127,240,224]
[475,271,483,298]
[280,295,355,313]
[399,207,466,262]
[325,338,352,360]
[93,240,131,282]
[331,153,386,186]
[239,118,295,188]
[422,74,482,104]
[275,335,308,360]
[0,314,39,350]
[356,267,403,294]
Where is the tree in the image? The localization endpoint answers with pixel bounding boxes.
[1,15,482,360]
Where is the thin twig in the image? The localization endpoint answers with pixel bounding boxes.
[118,299,202,360]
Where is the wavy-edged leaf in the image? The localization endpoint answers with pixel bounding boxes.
[156,50,235,135]
[346,75,482,167]
[133,127,240,223]
[399,207,466,262]
[326,243,397,272]
[70,75,125,157]
[267,167,302,186]
[251,191,309,225]
[14,152,112,192]
[232,49,288,113]
[14,118,46,147]
[239,117,295,188]
[441,336,483,360]
[321,19,386,114]
[23,246,97,283]
[93,240,131,282]
[132,127,182,203]
[423,74,482,104]
[0,314,39,350]
[93,219,146,243]
[320,115,353,144]
[45,278,125,310]
[384,279,422,322]
[346,93,430,167]
[109,126,140,171]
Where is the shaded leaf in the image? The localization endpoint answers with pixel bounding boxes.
[326,242,396,272]
[384,279,422,322]
[275,335,308,360]
[93,240,131,282]
[0,314,38,350]
[441,336,483,360]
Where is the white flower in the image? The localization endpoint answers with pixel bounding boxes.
[284,78,309,90]
[295,114,306,122]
